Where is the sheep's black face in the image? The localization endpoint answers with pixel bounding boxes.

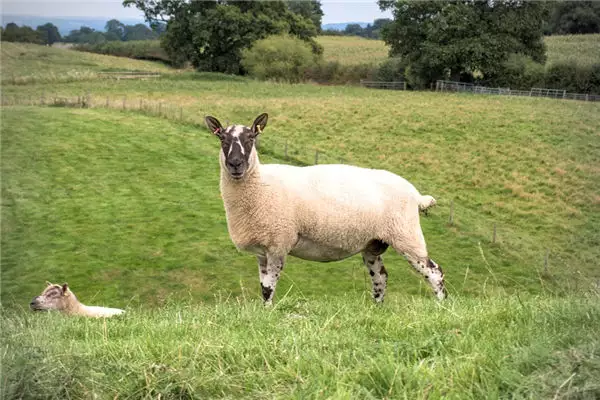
[205,114,268,181]
[219,125,256,180]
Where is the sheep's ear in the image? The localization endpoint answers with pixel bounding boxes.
[61,283,69,296]
[205,116,223,136]
[251,113,268,137]
[46,281,53,286]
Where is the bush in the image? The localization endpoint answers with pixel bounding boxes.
[374,57,407,82]
[493,54,546,89]
[241,35,319,83]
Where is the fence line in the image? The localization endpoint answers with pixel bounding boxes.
[435,80,600,102]
[360,80,407,91]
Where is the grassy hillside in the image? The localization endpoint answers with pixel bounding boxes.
[2,85,599,308]
[3,294,600,399]
[0,42,174,85]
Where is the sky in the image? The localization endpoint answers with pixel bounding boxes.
[1,0,392,24]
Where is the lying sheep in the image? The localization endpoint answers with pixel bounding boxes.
[205,113,447,305]
[30,282,125,318]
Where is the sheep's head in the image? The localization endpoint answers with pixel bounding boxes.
[30,282,73,312]
[205,113,268,180]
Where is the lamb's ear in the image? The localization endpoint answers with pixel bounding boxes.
[205,116,224,137]
[61,283,69,296]
[250,113,268,137]
[46,281,53,286]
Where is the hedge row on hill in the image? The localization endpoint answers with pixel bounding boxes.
[74,40,170,64]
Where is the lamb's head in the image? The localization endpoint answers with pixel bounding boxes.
[30,282,75,312]
[205,113,268,181]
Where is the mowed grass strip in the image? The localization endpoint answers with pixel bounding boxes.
[2,294,599,399]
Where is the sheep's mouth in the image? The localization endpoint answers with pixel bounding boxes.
[229,171,244,180]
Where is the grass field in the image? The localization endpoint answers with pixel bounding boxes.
[0,42,174,85]
[2,44,600,398]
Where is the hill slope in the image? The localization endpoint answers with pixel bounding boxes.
[2,92,599,307]
[1,42,173,85]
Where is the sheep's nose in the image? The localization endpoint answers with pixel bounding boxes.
[227,159,243,169]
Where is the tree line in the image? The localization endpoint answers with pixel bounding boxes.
[0,19,165,45]
[321,19,392,40]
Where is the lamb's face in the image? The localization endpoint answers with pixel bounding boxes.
[205,114,268,181]
[30,282,71,312]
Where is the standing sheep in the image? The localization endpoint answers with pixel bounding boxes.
[205,113,447,305]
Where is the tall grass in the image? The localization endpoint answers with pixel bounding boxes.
[3,293,600,399]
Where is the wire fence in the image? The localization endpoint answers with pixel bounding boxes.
[0,92,351,167]
[435,80,600,102]
[360,80,407,90]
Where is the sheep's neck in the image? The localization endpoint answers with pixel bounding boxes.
[220,157,264,212]
[61,294,87,315]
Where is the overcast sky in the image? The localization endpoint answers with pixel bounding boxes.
[1,0,392,24]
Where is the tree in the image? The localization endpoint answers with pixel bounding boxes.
[2,22,43,43]
[344,23,363,36]
[546,1,600,34]
[288,1,324,33]
[36,23,62,45]
[123,0,322,73]
[378,0,548,88]
[105,19,126,41]
[124,23,157,41]
[64,26,106,44]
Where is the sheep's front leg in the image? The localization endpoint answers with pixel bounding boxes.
[362,253,388,303]
[257,254,284,305]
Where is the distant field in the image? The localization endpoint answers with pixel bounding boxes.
[317,34,600,67]
[0,42,174,85]
[317,36,389,65]
[545,34,600,67]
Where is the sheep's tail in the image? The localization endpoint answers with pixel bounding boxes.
[418,195,437,212]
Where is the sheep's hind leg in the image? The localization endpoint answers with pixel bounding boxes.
[390,225,447,300]
[362,240,389,303]
[257,254,284,305]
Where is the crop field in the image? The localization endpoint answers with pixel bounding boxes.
[2,44,600,398]
[544,34,600,67]
[317,36,389,65]
[316,34,600,68]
